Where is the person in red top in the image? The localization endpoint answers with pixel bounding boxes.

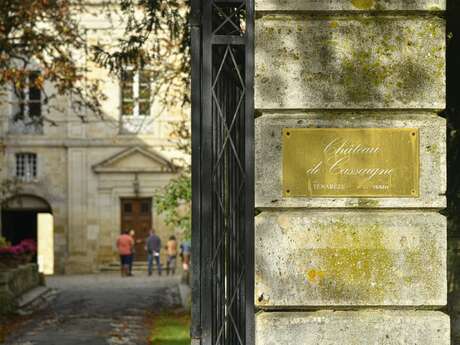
[117,229,133,277]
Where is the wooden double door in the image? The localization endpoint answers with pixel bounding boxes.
[120,198,152,261]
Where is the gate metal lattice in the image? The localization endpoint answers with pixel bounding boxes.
[191,1,254,345]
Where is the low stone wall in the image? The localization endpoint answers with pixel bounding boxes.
[0,264,42,314]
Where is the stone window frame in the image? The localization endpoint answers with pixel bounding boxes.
[120,67,152,118]
[11,70,43,120]
[15,152,38,182]
[9,70,44,135]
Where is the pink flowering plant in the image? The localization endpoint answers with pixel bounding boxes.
[0,239,37,256]
[0,237,38,269]
[20,239,37,253]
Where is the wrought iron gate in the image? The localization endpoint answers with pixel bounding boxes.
[191,1,254,345]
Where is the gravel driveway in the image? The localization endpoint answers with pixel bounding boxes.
[4,274,182,345]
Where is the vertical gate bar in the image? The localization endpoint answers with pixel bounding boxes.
[229,69,234,345]
[220,48,225,345]
[191,0,202,341]
[201,1,214,344]
[212,46,217,345]
[226,49,230,345]
[228,67,234,345]
[229,46,235,345]
[244,1,255,344]
[238,76,245,342]
[222,46,226,345]
[213,46,219,345]
[232,70,239,345]
[223,57,229,345]
[217,48,224,345]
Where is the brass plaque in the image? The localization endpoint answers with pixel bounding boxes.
[282,128,419,197]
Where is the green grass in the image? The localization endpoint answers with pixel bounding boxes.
[149,312,191,345]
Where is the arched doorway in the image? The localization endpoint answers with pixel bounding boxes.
[1,194,54,274]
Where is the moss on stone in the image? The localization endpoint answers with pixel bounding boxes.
[302,219,441,303]
[357,199,379,207]
[426,144,439,154]
[256,15,445,109]
[0,291,16,315]
[339,49,390,103]
[305,221,393,302]
[351,0,375,10]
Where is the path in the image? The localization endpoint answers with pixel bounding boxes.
[4,274,183,345]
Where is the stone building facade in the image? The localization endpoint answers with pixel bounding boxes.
[0,4,186,274]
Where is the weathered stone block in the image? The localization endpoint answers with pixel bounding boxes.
[255,16,445,109]
[256,311,450,345]
[0,264,42,314]
[255,211,446,307]
[255,113,446,208]
[256,0,446,12]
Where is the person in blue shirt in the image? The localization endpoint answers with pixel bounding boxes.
[145,229,162,276]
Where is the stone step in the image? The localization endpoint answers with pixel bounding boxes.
[16,286,59,315]
[105,262,149,267]
[99,262,178,273]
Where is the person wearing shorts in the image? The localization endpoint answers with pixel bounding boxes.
[166,235,178,275]
[117,229,133,277]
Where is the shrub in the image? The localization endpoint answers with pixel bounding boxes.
[0,239,36,256]
[20,239,37,254]
[0,236,9,249]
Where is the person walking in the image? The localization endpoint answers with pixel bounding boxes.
[180,239,191,272]
[180,239,191,284]
[116,229,133,277]
[165,235,178,275]
[128,229,141,276]
[145,229,162,276]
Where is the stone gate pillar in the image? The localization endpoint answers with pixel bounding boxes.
[254,1,450,344]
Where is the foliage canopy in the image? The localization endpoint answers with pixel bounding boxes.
[1,1,192,235]
[0,0,106,123]
[1,0,191,120]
